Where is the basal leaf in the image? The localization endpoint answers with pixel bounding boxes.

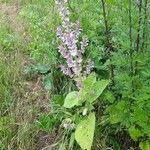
[63,91,79,108]
[75,113,95,150]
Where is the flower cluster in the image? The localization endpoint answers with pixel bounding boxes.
[56,0,94,88]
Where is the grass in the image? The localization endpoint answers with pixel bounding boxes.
[0,41,40,150]
[0,3,38,150]
[0,1,56,148]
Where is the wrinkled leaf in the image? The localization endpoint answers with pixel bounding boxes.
[80,79,109,104]
[63,91,79,108]
[88,80,109,103]
[75,113,95,150]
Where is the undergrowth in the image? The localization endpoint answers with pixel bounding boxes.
[0,0,150,150]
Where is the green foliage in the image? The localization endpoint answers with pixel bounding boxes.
[80,77,109,104]
[129,126,143,141]
[19,0,58,63]
[25,64,53,91]
[35,114,58,132]
[0,116,14,140]
[64,73,109,109]
[43,74,52,91]
[75,113,95,150]
[61,73,109,149]
[1,0,150,149]
[69,133,75,150]
[0,144,4,150]
[140,140,150,150]
[64,91,79,108]
[25,64,51,74]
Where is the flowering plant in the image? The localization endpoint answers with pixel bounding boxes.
[56,0,94,88]
[55,1,109,150]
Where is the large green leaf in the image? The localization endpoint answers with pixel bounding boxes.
[88,80,109,103]
[75,113,95,150]
[140,140,150,150]
[63,91,79,108]
[80,79,109,104]
[79,73,96,104]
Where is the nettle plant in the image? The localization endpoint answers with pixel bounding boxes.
[56,0,109,149]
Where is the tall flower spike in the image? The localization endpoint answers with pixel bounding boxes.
[56,0,94,88]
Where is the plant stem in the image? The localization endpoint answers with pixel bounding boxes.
[129,0,134,77]
[101,0,115,87]
[141,0,148,51]
[128,0,135,94]
[135,0,143,75]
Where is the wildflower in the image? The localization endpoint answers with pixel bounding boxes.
[85,59,94,75]
[80,37,89,53]
[56,0,94,88]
